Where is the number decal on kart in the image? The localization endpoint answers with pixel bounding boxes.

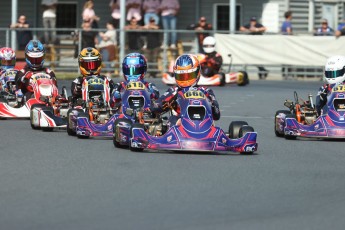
[3,70,17,77]
[184,90,205,99]
[126,81,145,90]
[32,73,50,81]
[333,85,345,92]
[88,78,103,85]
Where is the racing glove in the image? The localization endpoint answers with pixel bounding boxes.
[319,85,329,101]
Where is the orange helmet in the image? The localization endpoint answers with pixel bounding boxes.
[173,54,200,88]
[78,47,102,76]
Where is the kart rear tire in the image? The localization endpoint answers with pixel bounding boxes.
[229,121,248,139]
[274,110,291,137]
[113,118,132,148]
[284,114,297,140]
[130,123,145,152]
[219,73,226,86]
[77,112,90,139]
[237,71,249,86]
[239,125,255,155]
[30,104,46,130]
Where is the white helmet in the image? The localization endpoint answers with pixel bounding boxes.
[202,36,216,53]
[324,55,345,85]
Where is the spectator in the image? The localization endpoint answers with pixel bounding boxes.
[126,0,142,23]
[125,17,143,53]
[159,0,180,49]
[82,0,100,29]
[142,17,161,77]
[109,0,121,28]
[188,16,213,53]
[81,20,97,48]
[281,11,293,35]
[142,0,160,26]
[335,19,345,38]
[314,19,334,36]
[240,17,268,79]
[41,0,58,44]
[96,21,117,77]
[10,15,33,51]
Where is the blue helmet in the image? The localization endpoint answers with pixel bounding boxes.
[25,40,45,70]
[122,53,147,82]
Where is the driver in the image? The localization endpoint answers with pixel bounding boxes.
[152,54,220,126]
[199,36,224,78]
[0,47,17,92]
[316,55,345,116]
[15,40,57,100]
[71,47,115,105]
[111,53,159,108]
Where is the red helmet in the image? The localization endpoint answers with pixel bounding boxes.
[0,47,16,70]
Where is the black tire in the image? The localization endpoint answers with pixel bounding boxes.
[284,114,297,140]
[113,118,132,148]
[228,121,248,139]
[66,109,83,136]
[219,73,226,86]
[30,104,46,130]
[237,71,249,86]
[129,123,145,152]
[274,110,291,137]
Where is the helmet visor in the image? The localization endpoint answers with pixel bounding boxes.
[123,66,146,76]
[28,56,44,65]
[325,68,345,79]
[81,60,102,71]
[175,67,199,82]
[1,59,15,67]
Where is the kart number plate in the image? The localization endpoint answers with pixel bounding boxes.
[184,90,205,99]
[126,82,145,90]
[333,85,345,92]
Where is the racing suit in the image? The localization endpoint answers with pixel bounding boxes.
[200,51,223,77]
[71,75,115,105]
[112,80,160,108]
[316,83,341,116]
[152,85,220,126]
[15,66,57,100]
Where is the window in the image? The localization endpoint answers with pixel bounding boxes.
[56,3,77,34]
[214,4,242,31]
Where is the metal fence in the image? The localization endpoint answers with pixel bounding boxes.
[0,27,324,79]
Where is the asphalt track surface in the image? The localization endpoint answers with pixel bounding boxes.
[1,78,345,230]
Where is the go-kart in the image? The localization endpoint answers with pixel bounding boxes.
[130,88,258,153]
[162,54,249,87]
[275,86,345,139]
[0,73,56,119]
[29,85,70,131]
[66,76,112,137]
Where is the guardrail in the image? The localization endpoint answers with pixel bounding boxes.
[0,27,325,79]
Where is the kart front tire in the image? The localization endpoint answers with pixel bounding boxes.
[219,73,226,86]
[229,121,248,139]
[66,109,83,136]
[30,104,46,130]
[76,112,90,139]
[239,125,255,155]
[274,110,291,137]
[130,123,145,152]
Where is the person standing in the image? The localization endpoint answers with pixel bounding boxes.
[41,0,58,44]
[109,0,121,28]
[335,19,345,38]
[281,11,293,35]
[81,19,97,49]
[10,15,33,51]
[126,0,142,23]
[314,19,334,36]
[82,0,100,29]
[159,0,180,49]
[125,17,143,53]
[188,16,213,53]
[142,0,160,26]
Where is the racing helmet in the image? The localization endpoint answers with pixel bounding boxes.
[324,55,345,85]
[0,47,16,70]
[25,40,45,70]
[173,54,200,88]
[122,53,147,82]
[78,47,102,76]
[202,36,216,54]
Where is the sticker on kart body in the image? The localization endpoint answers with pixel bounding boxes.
[184,90,205,99]
[126,81,146,90]
[88,78,103,85]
